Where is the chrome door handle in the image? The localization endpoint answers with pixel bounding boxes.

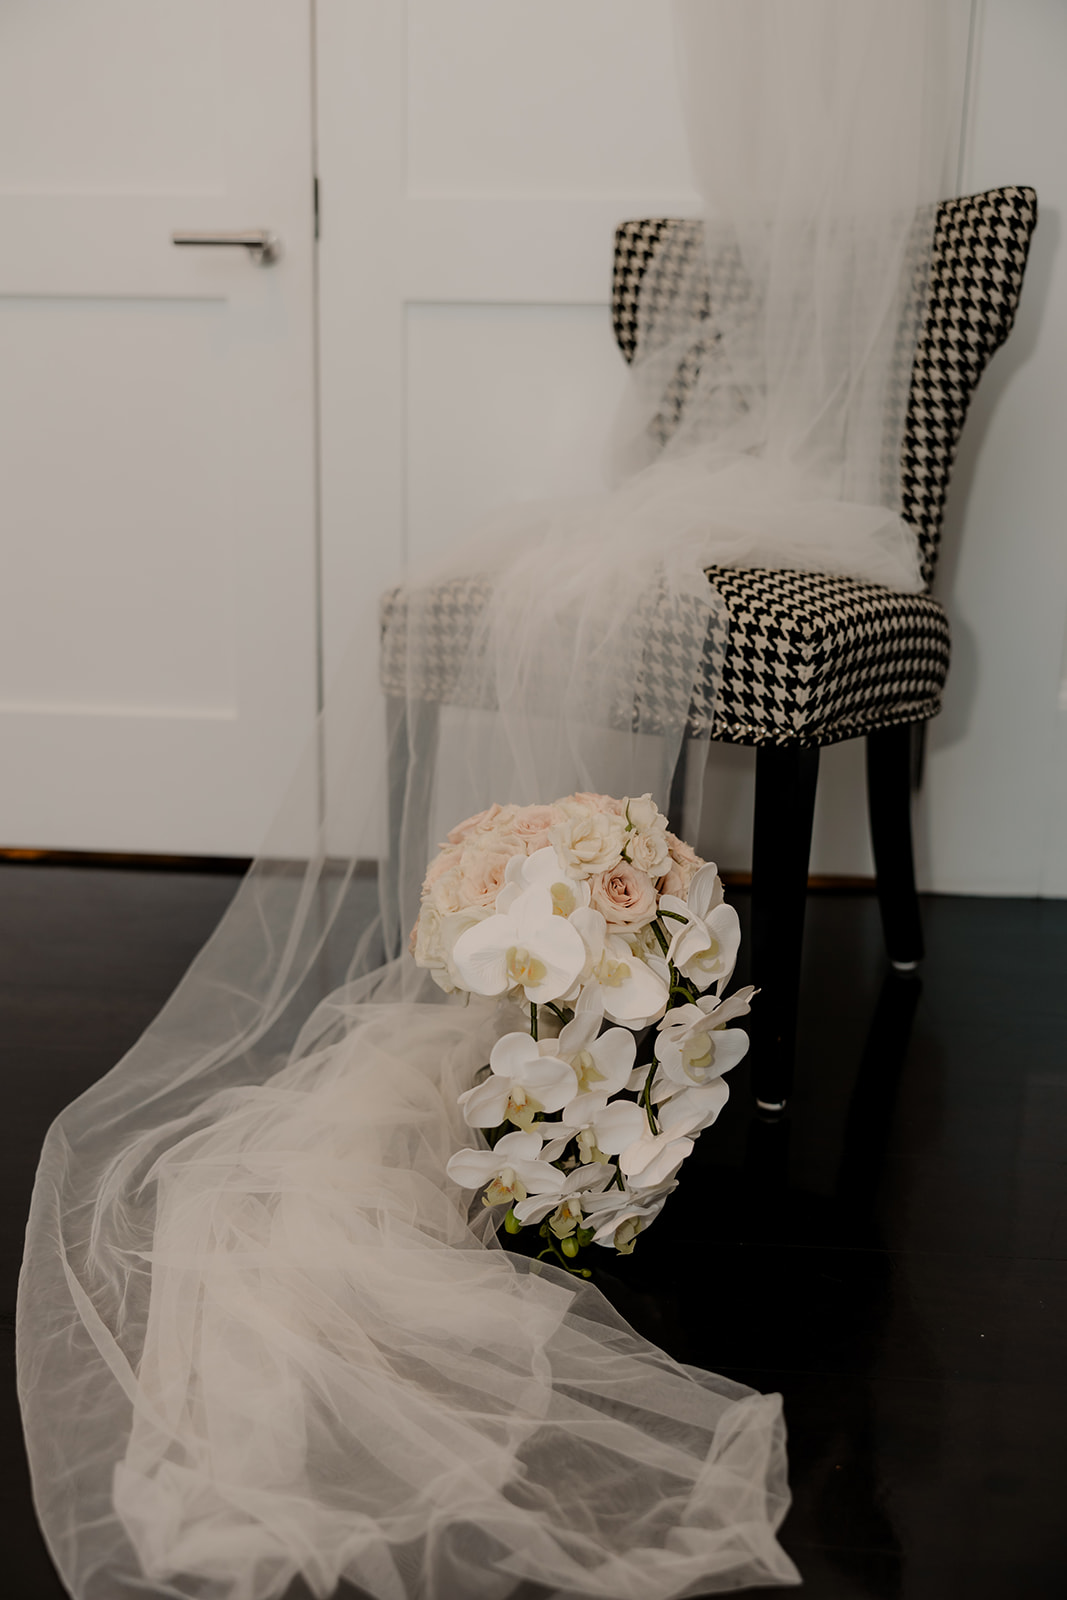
[172,230,282,265]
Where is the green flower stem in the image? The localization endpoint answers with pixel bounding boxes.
[537,1231,592,1278]
[641,1062,660,1135]
[530,1001,538,1041]
[650,918,671,955]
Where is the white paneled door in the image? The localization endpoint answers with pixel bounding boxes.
[314,0,700,698]
[0,0,318,855]
[314,0,703,850]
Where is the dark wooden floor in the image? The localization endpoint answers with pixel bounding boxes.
[2,863,1065,1599]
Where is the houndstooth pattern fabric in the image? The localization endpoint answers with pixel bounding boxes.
[382,189,1033,748]
[380,575,728,739]
[380,578,495,711]
[614,219,758,449]
[900,188,1037,585]
[700,567,951,746]
[380,566,948,747]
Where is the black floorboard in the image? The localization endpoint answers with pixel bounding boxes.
[2,863,1065,1598]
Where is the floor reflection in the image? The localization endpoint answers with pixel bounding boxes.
[4,871,1066,1599]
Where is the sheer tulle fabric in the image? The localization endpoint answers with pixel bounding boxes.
[77,1000,794,1600]
[19,5,969,1597]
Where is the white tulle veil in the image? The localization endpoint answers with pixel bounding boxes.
[18,5,970,1597]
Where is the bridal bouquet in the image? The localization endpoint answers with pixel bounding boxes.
[413,793,753,1270]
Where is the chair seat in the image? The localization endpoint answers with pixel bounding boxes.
[702,566,950,747]
[380,566,949,750]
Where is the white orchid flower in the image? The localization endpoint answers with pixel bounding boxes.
[535,1096,611,1165]
[580,1182,674,1253]
[658,891,741,993]
[512,1161,614,1226]
[555,1008,636,1102]
[451,885,586,1004]
[546,1015,638,1161]
[620,919,671,975]
[687,861,726,920]
[458,1031,579,1131]
[591,1101,694,1191]
[494,846,591,919]
[589,1194,672,1254]
[446,1129,566,1208]
[569,907,669,1026]
[653,987,753,1094]
[592,1080,730,1189]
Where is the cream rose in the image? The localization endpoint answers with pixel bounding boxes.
[434,906,492,991]
[626,826,671,878]
[549,809,627,877]
[624,793,664,832]
[412,902,445,964]
[428,864,467,915]
[589,861,659,930]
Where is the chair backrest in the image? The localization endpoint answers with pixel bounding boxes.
[611,187,1038,588]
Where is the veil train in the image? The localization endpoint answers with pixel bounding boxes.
[17,5,969,1596]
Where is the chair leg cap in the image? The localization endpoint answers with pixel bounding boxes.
[891,959,920,973]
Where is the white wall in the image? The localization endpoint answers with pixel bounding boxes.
[919,0,1067,895]
[316,0,1067,895]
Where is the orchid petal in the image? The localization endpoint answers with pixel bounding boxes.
[457,1077,512,1127]
[687,862,724,920]
[659,1079,731,1136]
[624,1137,694,1189]
[512,1193,561,1225]
[590,1100,646,1156]
[511,1157,568,1196]
[489,1032,542,1078]
[587,1028,637,1092]
[445,1148,503,1188]
[494,1130,546,1160]
[557,1010,600,1057]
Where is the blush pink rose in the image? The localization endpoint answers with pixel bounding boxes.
[495,803,564,855]
[423,843,462,894]
[458,847,512,908]
[664,830,703,870]
[570,791,626,817]
[657,832,704,898]
[658,859,696,900]
[445,802,516,845]
[589,861,659,930]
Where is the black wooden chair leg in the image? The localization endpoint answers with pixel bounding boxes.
[866,723,924,970]
[749,744,821,1111]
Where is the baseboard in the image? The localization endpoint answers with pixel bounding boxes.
[719,869,877,893]
[1,849,875,893]
[0,847,253,875]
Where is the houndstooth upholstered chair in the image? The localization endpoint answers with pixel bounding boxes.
[381,185,1037,1110]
